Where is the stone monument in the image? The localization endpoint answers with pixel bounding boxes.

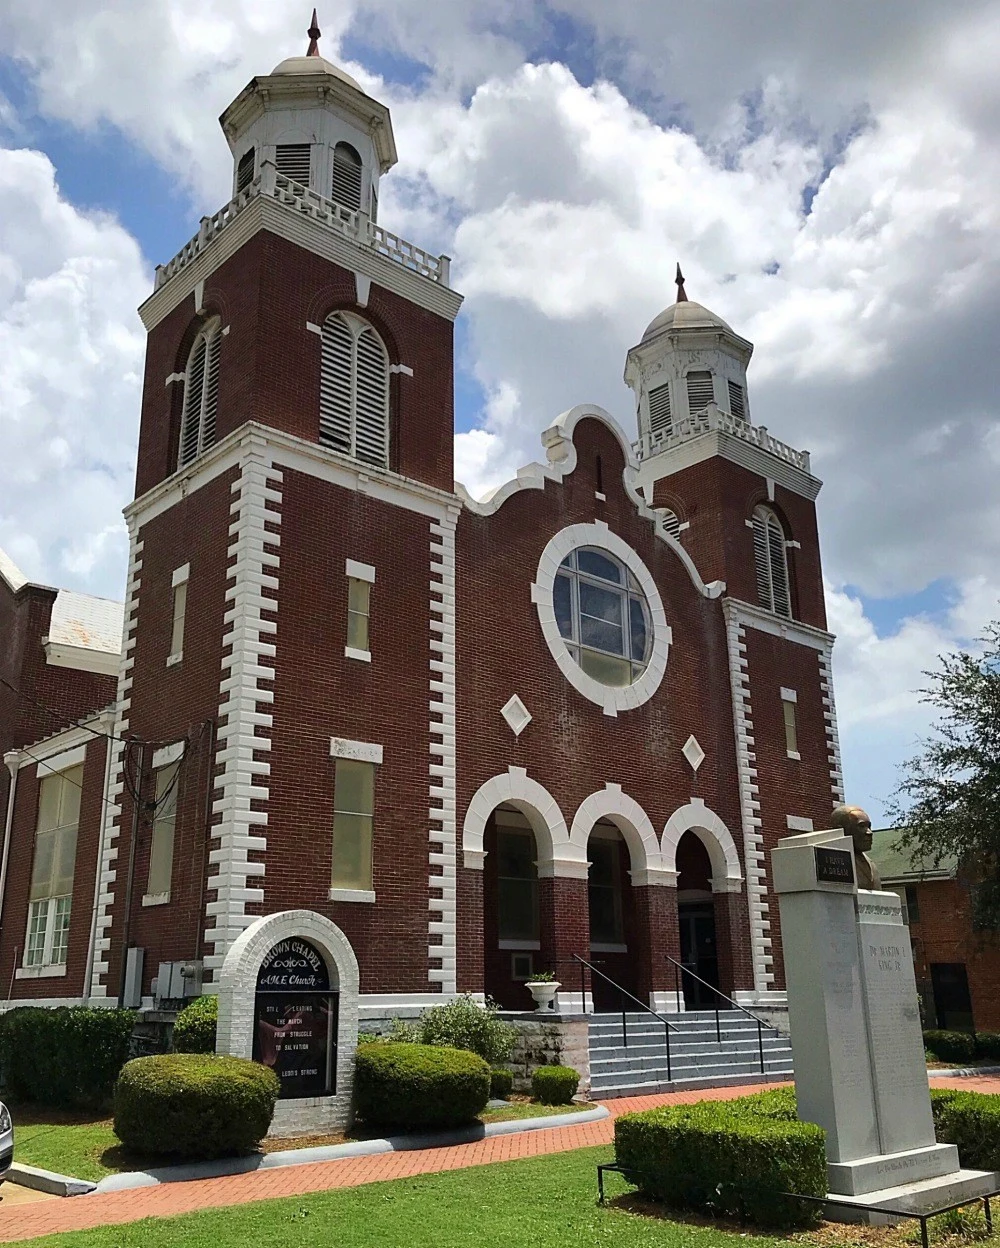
[772,825,996,1217]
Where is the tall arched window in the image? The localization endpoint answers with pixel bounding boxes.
[178,318,221,469]
[319,311,389,468]
[752,505,791,618]
[331,142,363,213]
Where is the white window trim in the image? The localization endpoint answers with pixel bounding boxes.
[168,563,190,666]
[15,963,67,980]
[345,646,372,663]
[780,687,797,703]
[142,891,171,907]
[36,744,86,775]
[531,521,671,717]
[345,559,376,583]
[172,563,191,588]
[329,888,376,904]
[152,741,185,770]
[23,896,71,972]
[786,816,814,832]
[330,738,383,764]
[787,750,802,761]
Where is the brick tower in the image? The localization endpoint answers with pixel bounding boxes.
[90,20,463,1004]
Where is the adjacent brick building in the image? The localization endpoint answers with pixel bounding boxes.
[0,35,844,1027]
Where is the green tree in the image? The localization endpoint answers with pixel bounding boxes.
[887,620,1000,928]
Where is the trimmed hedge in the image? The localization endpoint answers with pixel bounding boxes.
[172,995,218,1054]
[531,1064,579,1105]
[974,1032,1000,1061]
[924,1029,976,1064]
[355,1042,490,1129]
[932,1088,1000,1171]
[0,1006,135,1108]
[615,1089,825,1229]
[490,1067,514,1100]
[114,1054,279,1158]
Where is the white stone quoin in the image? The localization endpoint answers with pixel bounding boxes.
[772,830,997,1215]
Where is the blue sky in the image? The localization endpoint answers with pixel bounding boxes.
[1,1,998,826]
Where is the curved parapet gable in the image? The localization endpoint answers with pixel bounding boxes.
[455,403,725,601]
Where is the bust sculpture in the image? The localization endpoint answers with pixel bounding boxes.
[830,805,881,890]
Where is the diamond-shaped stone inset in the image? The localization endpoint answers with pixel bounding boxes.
[501,695,532,738]
[682,734,705,772]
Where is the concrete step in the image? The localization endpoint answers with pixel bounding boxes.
[591,1049,793,1074]
[590,1054,793,1080]
[589,1035,790,1055]
[590,1070,794,1098]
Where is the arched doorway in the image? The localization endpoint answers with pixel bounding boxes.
[587,820,635,1011]
[676,831,719,1009]
[484,805,541,1008]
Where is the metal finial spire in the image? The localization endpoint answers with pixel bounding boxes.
[307,9,321,56]
[675,262,688,303]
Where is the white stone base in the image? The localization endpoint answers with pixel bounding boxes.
[268,1094,352,1138]
[824,1168,999,1223]
[649,991,683,1013]
[828,1143,960,1196]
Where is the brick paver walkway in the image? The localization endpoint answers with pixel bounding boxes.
[0,1076,992,1244]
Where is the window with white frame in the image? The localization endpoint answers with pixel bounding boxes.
[496,814,538,943]
[25,763,83,968]
[752,505,792,618]
[331,142,363,212]
[168,564,189,664]
[554,546,651,687]
[345,560,375,657]
[781,688,799,758]
[319,312,389,468]
[178,319,221,468]
[332,758,376,891]
[146,762,179,900]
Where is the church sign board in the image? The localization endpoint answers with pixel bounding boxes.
[252,938,338,1099]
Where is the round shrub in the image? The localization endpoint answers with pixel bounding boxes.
[172,995,218,1054]
[114,1054,280,1159]
[355,1042,490,1130]
[974,1032,1000,1061]
[414,996,517,1066]
[531,1064,580,1105]
[490,1068,514,1100]
[924,1029,976,1064]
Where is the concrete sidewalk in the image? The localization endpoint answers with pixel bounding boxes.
[1,1076,993,1244]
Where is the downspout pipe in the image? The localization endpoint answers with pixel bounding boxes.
[0,753,21,947]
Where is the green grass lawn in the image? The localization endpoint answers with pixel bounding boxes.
[10,1100,590,1182]
[8,1146,790,1248]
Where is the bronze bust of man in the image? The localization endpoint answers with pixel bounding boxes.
[831,805,882,890]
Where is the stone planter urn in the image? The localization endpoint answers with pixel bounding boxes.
[526,980,560,1012]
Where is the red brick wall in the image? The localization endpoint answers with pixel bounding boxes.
[652,460,827,631]
[908,879,1000,1031]
[101,471,237,997]
[1,739,107,1000]
[135,231,455,499]
[262,469,436,994]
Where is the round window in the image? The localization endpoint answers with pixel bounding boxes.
[553,546,651,687]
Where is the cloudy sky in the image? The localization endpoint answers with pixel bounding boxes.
[1,1,998,823]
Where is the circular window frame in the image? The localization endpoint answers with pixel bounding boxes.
[532,523,671,716]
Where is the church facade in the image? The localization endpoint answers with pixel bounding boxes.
[0,32,843,1025]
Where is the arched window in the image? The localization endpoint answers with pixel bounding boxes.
[331,142,363,213]
[752,505,791,618]
[319,311,389,467]
[178,318,221,469]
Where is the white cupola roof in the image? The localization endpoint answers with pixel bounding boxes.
[625,265,755,459]
[219,12,396,214]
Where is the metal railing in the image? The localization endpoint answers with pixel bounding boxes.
[667,954,769,1075]
[573,954,680,1082]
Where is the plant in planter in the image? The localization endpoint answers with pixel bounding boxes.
[525,970,560,1013]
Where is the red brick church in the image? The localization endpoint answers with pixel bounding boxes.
[0,27,843,1030]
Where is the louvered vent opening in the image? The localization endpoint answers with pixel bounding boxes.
[179,337,207,468]
[686,371,714,413]
[331,143,363,213]
[275,143,312,186]
[660,509,681,540]
[320,315,353,454]
[354,328,388,466]
[236,148,255,194]
[648,383,672,435]
[201,333,220,452]
[752,507,791,618]
[728,379,746,420]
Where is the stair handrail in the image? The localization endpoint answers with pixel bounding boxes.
[666,953,773,1074]
[573,954,680,1083]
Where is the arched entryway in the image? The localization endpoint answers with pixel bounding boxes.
[484,805,542,1008]
[586,820,636,1011]
[676,831,719,1009]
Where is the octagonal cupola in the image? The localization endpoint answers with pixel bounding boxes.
[219,12,397,220]
[625,266,754,460]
